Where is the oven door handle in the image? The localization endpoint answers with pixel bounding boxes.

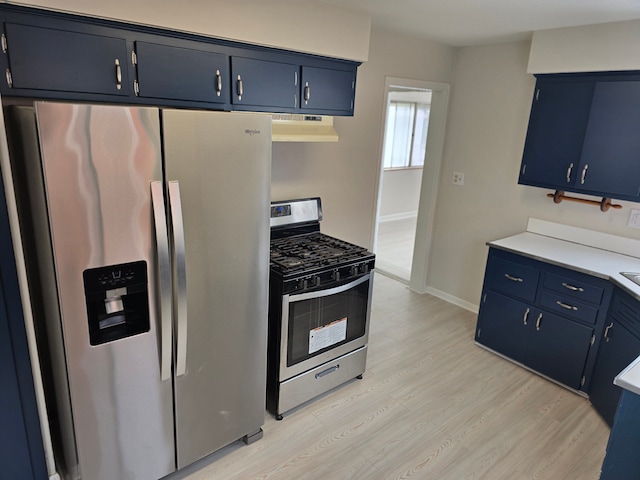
[287,273,371,303]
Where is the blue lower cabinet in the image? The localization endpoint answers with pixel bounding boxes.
[476,248,611,392]
[600,389,640,479]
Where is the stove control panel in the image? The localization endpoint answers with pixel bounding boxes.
[282,259,375,295]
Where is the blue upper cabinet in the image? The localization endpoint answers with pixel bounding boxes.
[300,66,356,114]
[579,81,640,197]
[4,22,130,96]
[230,56,298,111]
[134,40,229,105]
[519,79,594,188]
[0,4,360,115]
[519,73,640,202]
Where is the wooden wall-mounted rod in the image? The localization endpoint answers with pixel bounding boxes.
[547,190,623,212]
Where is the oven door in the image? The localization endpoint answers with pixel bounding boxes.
[279,272,373,381]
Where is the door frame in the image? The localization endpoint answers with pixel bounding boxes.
[372,77,450,293]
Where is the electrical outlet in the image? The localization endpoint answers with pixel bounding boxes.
[452,172,464,186]
[628,209,640,229]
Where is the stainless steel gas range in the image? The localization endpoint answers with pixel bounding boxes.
[266,197,375,420]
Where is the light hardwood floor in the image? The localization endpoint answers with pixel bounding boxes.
[174,273,610,480]
[375,217,416,281]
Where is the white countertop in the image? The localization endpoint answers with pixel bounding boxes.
[615,356,640,396]
[489,219,640,395]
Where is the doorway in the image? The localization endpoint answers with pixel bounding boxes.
[373,77,450,293]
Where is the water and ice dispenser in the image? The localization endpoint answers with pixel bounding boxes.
[83,261,150,345]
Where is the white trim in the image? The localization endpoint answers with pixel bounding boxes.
[371,77,451,297]
[423,286,479,314]
[378,211,418,223]
[49,474,61,480]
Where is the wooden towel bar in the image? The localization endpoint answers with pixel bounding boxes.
[547,190,623,212]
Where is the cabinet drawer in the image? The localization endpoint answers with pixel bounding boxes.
[540,290,598,324]
[543,272,604,305]
[485,257,539,302]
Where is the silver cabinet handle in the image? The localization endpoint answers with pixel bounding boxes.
[604,322,614,342]
[304,81,310,105]
[504,273,523,282]
[566,163,573,183]
[581,164,588,184]
[168,181,188,377]
[151,182,172,382]
[562,282,584,292]
[236,74,243,101]
[115,58,122,90]
[523,307,530,325]
[556,300,578,311]
[535,313,542,331]
[215,69,222,97]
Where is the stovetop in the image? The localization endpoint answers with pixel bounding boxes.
[270,232,374,277]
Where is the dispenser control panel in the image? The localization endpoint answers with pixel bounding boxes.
[83,260,150,346]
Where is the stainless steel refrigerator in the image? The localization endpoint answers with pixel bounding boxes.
[7,102,271,480]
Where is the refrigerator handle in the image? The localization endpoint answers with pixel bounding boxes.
[168,181,188,377]
[151,182,172,382]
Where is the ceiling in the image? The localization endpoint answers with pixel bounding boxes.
[317,0,640,47]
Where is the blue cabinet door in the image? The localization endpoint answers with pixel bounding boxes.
[300,66,356,114]
[134,41,229,104]
[590,322,640,426]
[519,80,594,188]
[578,81,640,197]
[525,310,593,389]
[5,22,129,96]
[476,291,531,363]
[230,56,298,110]
[0,169,47,479]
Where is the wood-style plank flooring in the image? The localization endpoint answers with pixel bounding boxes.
[375,217,416,281]
[174,273,610,480]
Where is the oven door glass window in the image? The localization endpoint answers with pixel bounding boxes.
[287,276,369,367]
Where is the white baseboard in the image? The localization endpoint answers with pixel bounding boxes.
[422,286,479,314]
[378,211,418,223]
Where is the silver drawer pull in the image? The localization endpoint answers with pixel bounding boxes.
[535,313,542,331]
[556,300,578,311]
[523,308,530,325]
[566,163,573,183]
[315,364,339,379]
[504,274,523,282]
[561,282,584,292]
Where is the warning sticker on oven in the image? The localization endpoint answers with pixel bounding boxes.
[309,317,347,354]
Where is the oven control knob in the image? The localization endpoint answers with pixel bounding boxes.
[331,270,340,281]
[311,275,321,287]
[297,278,308,290]
[360,263,369,274]
[349,265,358,276]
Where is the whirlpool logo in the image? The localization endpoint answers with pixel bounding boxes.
[245,129,261,136]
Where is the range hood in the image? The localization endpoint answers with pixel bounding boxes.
[271,114,339,142]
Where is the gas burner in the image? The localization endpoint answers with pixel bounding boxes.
[270,232,372,276]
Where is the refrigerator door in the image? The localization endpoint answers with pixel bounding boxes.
[33,103,175,480]
[162,110,271,468]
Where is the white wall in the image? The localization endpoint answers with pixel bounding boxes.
[271,28,455,249]
[427,40,640,307]
[378,168,422,220]
[13,0,371,61]
[528,20,640,73]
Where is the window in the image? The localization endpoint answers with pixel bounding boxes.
[383,101,430,169]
